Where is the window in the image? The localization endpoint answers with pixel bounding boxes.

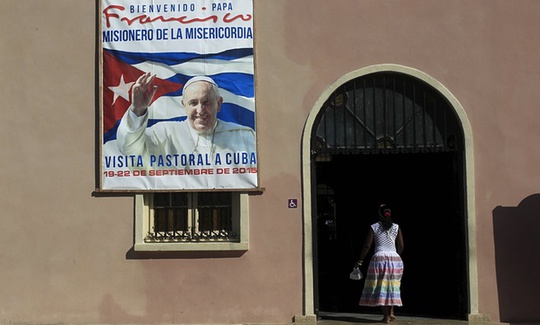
[134,192,249,251]
[314,72,462,155]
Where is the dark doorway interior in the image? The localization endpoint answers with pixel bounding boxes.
[315,152,468,320]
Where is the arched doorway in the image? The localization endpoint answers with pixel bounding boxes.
[301,65,478,321]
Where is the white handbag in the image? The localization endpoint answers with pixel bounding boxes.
[349,267,363,280]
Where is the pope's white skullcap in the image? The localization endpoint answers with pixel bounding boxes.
[183,75,218,91]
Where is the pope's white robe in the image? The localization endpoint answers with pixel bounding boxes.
[113,109,257,190]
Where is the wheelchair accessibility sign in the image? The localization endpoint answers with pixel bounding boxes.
[288,199,298,208]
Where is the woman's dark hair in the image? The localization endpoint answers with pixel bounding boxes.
[378,204,393,229]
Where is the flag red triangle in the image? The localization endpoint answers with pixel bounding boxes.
[103,50,184,135]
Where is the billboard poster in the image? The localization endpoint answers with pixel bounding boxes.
[99,0,257,191]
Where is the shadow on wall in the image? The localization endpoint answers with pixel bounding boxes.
[493,194,540,324]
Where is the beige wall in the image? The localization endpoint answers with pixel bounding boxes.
[256,0,540,321]
[1,0,540,324]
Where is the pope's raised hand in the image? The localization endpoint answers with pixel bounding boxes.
[131,72,158,116]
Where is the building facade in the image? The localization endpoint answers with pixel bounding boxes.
[1,1,540,324]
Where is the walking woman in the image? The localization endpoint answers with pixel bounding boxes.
[356,204,404,323]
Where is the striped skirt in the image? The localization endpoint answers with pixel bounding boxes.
[359,252,404,307]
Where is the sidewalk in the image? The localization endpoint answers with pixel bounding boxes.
[316,312,513,325]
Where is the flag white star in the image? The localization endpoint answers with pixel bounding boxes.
[109,75,134,105]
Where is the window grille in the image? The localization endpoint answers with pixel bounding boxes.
[145,192,237,243]
[313,72,462,155]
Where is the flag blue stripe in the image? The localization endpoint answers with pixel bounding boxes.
[219,103,255,130]
[106,48,254,65]
[163,73,254,98]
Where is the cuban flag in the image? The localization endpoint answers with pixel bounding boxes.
[102,47,255,143]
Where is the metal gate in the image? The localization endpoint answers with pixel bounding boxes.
[312,72,463,156]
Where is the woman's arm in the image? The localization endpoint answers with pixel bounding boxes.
[357,229,374,266]
[396,228,404,255]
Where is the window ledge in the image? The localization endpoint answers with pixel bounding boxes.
[134,242,249,252]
